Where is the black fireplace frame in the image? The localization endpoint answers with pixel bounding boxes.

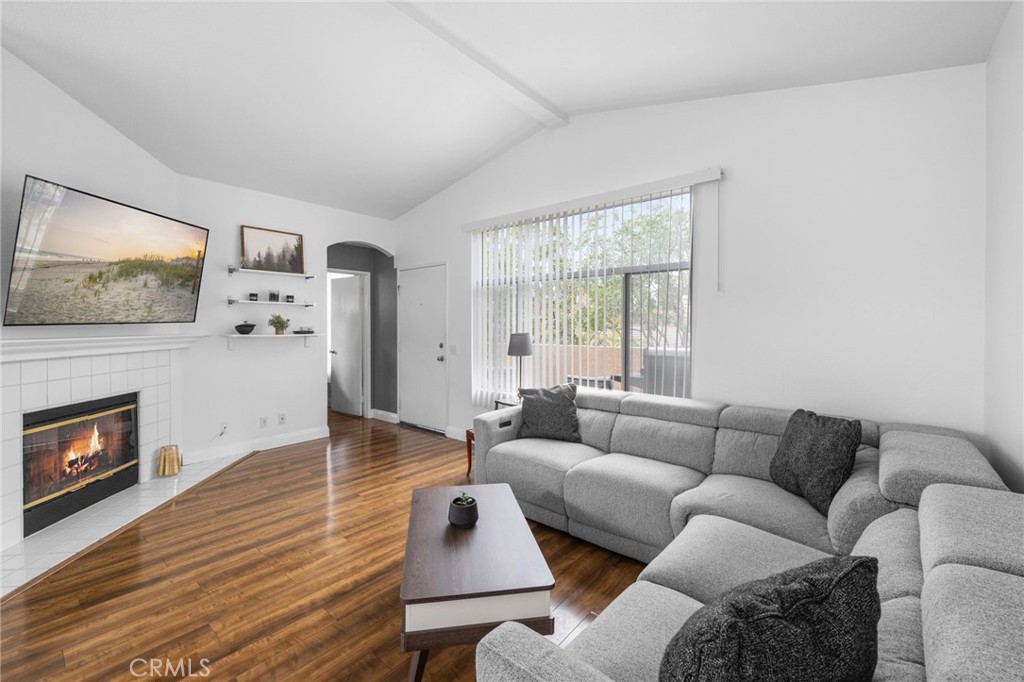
[23,392,139,536]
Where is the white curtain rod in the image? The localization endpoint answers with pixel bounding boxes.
[462,166,723,233]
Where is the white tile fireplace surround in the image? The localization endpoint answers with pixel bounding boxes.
[0,335,206,552]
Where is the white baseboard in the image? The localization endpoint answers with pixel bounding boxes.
[445,426,467,441]
[371,409,400,424]
[185,426,330,465]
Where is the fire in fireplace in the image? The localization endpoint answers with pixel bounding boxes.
[23,392,139,536]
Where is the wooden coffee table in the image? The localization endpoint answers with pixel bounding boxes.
[399,483,555,681]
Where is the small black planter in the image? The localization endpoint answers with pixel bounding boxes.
[448,495,478,529]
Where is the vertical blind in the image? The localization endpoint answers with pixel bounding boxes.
[472,186,694,406]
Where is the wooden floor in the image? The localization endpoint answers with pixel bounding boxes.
[1,413,643,681]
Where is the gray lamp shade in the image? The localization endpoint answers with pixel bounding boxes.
[507,333,533,357]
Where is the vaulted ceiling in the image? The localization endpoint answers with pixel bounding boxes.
[1,2,1011,219]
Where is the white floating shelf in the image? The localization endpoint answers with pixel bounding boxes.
[227,266,314,280]
[223,333,321,350]
[227,297,314,307]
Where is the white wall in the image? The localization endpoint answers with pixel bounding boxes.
[1,51,180,303]
[175,176,394,460]
[0,51,398,546]
[394,66,989,444]
[985,1,1024,493]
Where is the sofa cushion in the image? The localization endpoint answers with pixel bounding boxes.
[640,515,829,604]
[608,394,724,473]
[670,474,832,553]
[921,564,1024,682]
[878,431,1008,506]
[577,385,630,405]
[827,448,900,555]
[577,407,618,453]
[918,484,1024,577]
[770,409,861,515]
[566,580,703,682]
[574,387,626,452]
[609,415,717,473]
[618,393,726,427]
[875,597,926,682]
[517,384,581,442]
[850,509,923,601]
[659,556,880,682]
[486,438,604,516]
[564,453,705,550]
[575,386,629,412]
[712,406,791,481]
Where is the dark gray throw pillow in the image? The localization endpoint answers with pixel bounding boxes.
[660,555,880,682]
[517,384,581,443]
[769,409,862,515]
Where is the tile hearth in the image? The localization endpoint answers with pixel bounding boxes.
[0,455,235,597]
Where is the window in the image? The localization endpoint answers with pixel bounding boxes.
[472,186,695,405]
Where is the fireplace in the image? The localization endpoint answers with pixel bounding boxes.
[23,392,139,536]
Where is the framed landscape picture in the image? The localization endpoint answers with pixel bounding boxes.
[240,225,304,274]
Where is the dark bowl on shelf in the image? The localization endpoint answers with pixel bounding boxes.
[234,323,255,335]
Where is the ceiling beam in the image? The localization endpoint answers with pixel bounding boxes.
[386,1,569,128]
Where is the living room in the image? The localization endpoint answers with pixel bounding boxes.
[1,1,1022,681]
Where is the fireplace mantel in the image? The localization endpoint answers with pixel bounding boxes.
[0,334,207,363]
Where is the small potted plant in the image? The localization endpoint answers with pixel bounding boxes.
[448,490,478,529]
[268,313,290,335]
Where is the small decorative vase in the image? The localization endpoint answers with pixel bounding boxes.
[275,328,285,336]
[448,496,478,529]
[157,445,181,476]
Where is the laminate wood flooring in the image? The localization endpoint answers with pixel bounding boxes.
[1,413,643,681]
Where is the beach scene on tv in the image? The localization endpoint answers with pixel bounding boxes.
[3,178,209,325]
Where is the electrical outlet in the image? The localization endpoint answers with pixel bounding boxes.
[278,413,286,425]
[259,416,269,428]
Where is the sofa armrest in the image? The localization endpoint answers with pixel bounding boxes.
[472,406,523,484]
[878,431,1008,506]
[476,622,614,682]
[828,448,900,554]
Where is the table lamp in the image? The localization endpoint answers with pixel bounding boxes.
[507,333,533,393]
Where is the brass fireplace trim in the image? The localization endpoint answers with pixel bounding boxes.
[22,403,138,436]
[23,459,139,510]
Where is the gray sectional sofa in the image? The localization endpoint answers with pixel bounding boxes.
[472,389,1006,561]
[471,389,1020,681]
[477,484,1024,681]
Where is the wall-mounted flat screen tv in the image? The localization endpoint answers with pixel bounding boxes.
[3,176,209,326]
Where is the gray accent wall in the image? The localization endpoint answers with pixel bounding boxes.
[327,243,398,414]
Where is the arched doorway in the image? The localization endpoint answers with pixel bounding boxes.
[326,242,398,420]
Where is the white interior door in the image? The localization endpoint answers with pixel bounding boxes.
[330,274,364,416]
[398,264,447,431]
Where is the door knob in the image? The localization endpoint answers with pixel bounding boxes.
[329,349,338,355]
[436,355,445,362]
